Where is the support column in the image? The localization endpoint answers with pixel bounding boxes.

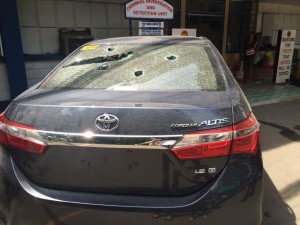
[0,0,28,99]
[180,0,186,28]
[222,0,230,55]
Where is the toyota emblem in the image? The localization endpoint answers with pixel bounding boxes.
[95,114,119,132]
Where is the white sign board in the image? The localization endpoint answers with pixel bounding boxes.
[274,30,296,84]
[139,29,164,36]
[125,0,174,20]
[139,21,164,28]
[172,29,197,37]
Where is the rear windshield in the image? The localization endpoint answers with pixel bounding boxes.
[40,42,226,91]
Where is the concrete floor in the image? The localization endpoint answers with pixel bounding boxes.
[242,82,300,107]
[253,98,300,225]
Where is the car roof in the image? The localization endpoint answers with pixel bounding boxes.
[89,36,209,45]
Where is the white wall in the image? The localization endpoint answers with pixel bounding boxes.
[17,0,138,55]
[0,63,11,101]
[25,60,61,87]
[258,3,300,45]
[6,0,140,100]
[0,60,60,101]
[1,0,140,101]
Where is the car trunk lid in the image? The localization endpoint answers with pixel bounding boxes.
[4,89,233,196]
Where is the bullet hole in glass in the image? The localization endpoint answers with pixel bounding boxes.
[97,64,109,71]
[134,70,143,77]
[166,55,177,61]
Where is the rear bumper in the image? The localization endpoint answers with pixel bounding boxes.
[0,146,263,225]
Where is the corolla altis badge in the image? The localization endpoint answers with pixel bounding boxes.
[95,113,119,132]
[171,118,229,129]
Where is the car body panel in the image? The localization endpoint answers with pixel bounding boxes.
[4,88,235,196]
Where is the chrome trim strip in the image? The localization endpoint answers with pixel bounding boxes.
[47,143,168,149]
[37,130,182,147]
[38,130,182,138]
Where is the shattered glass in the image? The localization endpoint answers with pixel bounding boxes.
[41,43,226,91]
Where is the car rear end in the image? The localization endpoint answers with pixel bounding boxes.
[0,37,262,225]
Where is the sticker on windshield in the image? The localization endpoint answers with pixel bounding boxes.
[81,45,99,51]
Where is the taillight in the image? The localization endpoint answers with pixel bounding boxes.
[172,127,232,160]
[172,114,259,160]
[232,113,260,155]
[0,113,47,154]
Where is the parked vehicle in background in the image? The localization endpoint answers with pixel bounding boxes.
[0,36,263,225]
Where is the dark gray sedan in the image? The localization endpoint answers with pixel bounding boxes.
[0,36,262,225]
